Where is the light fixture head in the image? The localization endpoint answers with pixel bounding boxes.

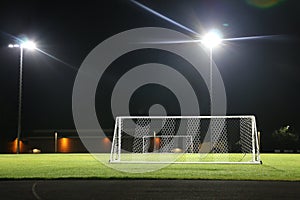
[202,30,222,48]
[8,44,20,48]
[21,41,36,50]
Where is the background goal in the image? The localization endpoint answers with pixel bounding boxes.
[110,116,261,164]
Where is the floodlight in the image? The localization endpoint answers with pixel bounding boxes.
[8,39,37,154]
[202,30,222,48]
[21,41,36,50]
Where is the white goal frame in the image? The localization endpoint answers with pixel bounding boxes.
[110,116,261,164]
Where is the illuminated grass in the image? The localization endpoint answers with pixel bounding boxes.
[111,153,254,163]
[0,154,299,181]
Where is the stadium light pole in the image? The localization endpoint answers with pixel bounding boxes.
[8,41,36,154]
[201,30,222,114]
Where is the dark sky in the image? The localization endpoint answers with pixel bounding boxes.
[0,0,300,148]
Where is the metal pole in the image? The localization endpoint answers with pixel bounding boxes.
[209,47,213,152]
[153,131,156,152]
[251,117,256,162]
[54,132,58,153]
[209,47,213,115]
[16,47,24,154]
[118,118,121,161]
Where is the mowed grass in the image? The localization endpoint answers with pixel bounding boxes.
[0,154,299,181]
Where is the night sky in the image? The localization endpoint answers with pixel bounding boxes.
[0,0,300,150]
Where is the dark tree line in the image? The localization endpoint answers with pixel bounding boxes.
[272,126,299,150]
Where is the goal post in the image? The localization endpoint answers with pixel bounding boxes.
[110,116,261,164]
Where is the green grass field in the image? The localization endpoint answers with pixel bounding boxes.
[0,153,299,181]
[110,153,256,163]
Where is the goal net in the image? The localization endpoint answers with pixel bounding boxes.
[110,116,261,164]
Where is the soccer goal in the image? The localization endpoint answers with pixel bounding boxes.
[110,116,261,164]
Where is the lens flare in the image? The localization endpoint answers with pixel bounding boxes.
[246,0,285,8]
[130,0,198,35]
